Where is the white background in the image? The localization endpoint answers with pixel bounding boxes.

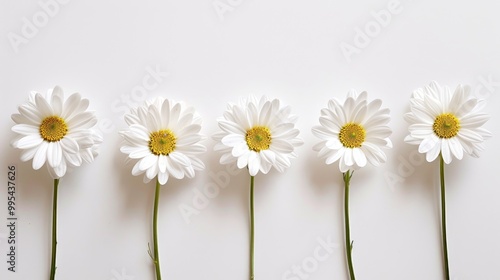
[1,0,500,279]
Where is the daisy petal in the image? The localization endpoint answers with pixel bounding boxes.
[158,155,167,173]
[460,113,489,128]
[68,111,97,129]
[232,143,249,157]
[237,152,250,169]
[14,134,44,149]
[52,160,67,178]
[60,137,79,154]
[158,172,169,185]
[165,156,184,179]
[61,93,82,119]
[418,135,440,153]
[448,137,463,161]
[260,149,276,164]
[50,86,64,115]
[222,134,245,147]
[248,152,260,176]
[139,154,158,171]
[441,140,452,164]
[18,104,42,123]
[20,147,38,162]
[47,142,63,167]
[146,161,159,180]
[458,129,483,143]
[167,103,182,129]
[65,152,82,167]
[132,162,143,176]
[456,99,477,118]
[177,134,202,146]
[325,149,344,165]
[169,152,191,167]
[344,148,354,166]
[339,158,350,173]
[319,117,340,133]
[352,148,367,167]
[33,142,49,170]
[35,93,53,117]
[12,124,39,135]
[128,147,151,159]
[258,101,272,125]
[325,139,343,150]
[178,124,201,137]
[270,139,294,153]
[218,120,245,134]
[426,141,441,162]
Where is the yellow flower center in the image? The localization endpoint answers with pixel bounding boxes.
[339,123,366,148]
[433,113,460,139]
[39,116,68,142]
[149,129,176,155]
[246,126,272,152]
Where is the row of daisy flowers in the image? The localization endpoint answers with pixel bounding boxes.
[10,81,490,280]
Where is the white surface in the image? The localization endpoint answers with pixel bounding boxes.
[1,1,500,279]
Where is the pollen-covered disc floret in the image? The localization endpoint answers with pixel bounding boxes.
[39,116,68,142]
[214,95,303,176]
[339,123,366,148]
[432,113,460,139]
[404,81,491,164]
[312,90,392,173]
[246,126,272,152]
[120,97,206,185]
[11,86,101,178]
[149,129,176,155]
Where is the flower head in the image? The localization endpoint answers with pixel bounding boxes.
[404,81,491,164]
[120,97,206,185]
[11,86,101,178]
[214,95,303,176]
[312,90,392,172]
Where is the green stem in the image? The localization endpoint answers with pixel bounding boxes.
[49,179,59,280]
[250,175,255,280]
[343,171,356,280]
[153,179,162,280]
[440,156,450,280]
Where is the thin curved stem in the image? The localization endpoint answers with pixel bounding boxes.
[49,179,59,280]
[440,156,450,280]
[343,171,356,280]
[153,179,162,280]
[250,175,255,280]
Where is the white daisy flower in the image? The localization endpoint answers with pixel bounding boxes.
[404,81,491,164]
[213,95,303,176]
[312,90,392,172]
[120,97,206,185]
[11,86,101,178]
